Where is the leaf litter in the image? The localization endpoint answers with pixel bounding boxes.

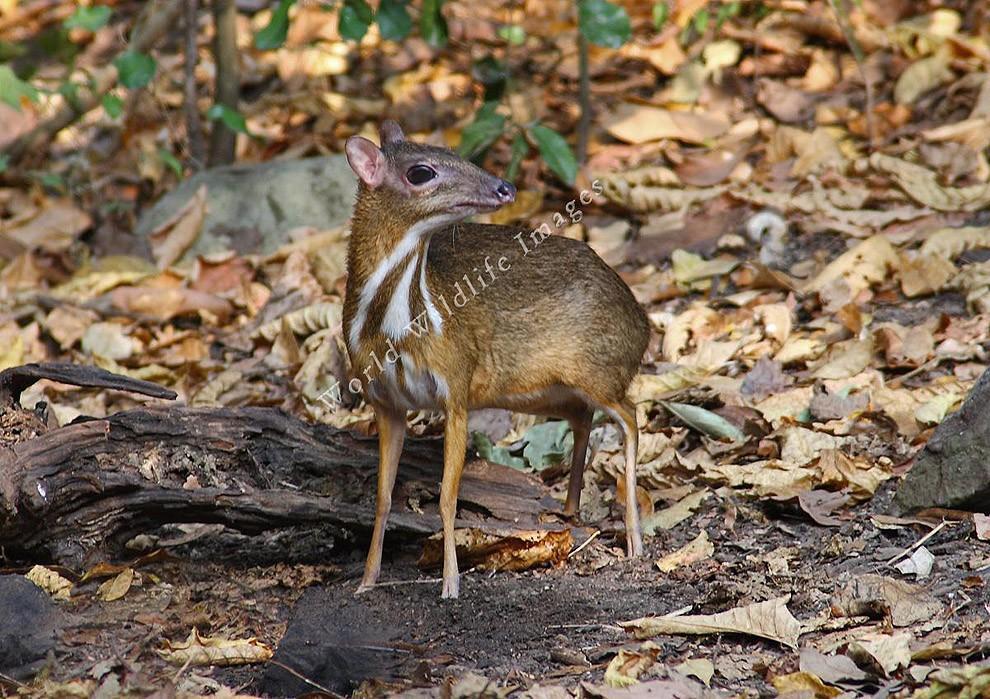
[1,0,990,696]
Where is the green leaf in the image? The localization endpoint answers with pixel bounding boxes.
[254,0,295,50]
[34,171,66,192]
[578,0,630,49]
[113,51,156,89]
[420,0,447,47]
[716,1,741,27]
[652,2,669,30]
[339,0,373,41]
[692,8,709,34]
[497,24,525,45]
[505,132,529,181]
[521,421,573,471]
[472,432,527,470]
[57,81,83,111]
[376,0,412,41]
[64,5,112,31]
[661,401,746,442]
[0,65,39,110]
[458,106,505,161]
[207,103,250,135]
[0,155,9,175]
[530,124,578,185]
[102,93,123,119]
[158,148,184,178]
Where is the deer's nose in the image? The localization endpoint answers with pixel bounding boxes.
[495,180,516,203]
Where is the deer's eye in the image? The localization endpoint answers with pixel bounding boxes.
[406,165,437,185]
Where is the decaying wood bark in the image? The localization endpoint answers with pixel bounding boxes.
[0,365,559,567]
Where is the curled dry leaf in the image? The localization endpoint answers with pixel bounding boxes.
[253,301,343,341]
[418,528,572,573]
[148,184,208,269]
[25,564,72,601]
[157,628,273,667]
[604,642,660,688]
[620,595,803,649]
[919,225,990,259]
[871,153,990,211]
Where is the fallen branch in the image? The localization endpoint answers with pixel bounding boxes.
[0,362,177,406]
[0,404,558,567]
[1,0,184,165]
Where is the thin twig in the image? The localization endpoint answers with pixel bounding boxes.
[0,671,28,689]
[827,0,876,150]
[885,520,949,566]
[208,0,240,166]
[266,659,346,699]
[575,25,592,163]
[567,529,600,559]
[183,0,206,169]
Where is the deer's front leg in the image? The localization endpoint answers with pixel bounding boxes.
[439,404,468,599]
[357,405,406,594]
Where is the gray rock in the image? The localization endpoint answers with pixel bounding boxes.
[0,575,59,679]
[895,367,990,512]
[136,156,356,260]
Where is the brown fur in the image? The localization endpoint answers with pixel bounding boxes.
[344,123,649,598]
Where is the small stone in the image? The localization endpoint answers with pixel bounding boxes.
[0,575,59,679]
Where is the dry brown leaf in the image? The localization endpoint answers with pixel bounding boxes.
[621,595,803,649]
[871,153,990,211]
[805,236,901,295]
[656,530,714,572]
[847,632,912,677]
[832,574,942,627]
[604,642,660,688]
[603,104,730,145]
[899,252,957,297]
[641,489,709,534]
[157,628,273,667]
[711,460,817,498]
[895,49,953,105]
[109,286,233,322]
[418,528,572,572]
[97,568,135,602]
[1,200,91,252]
[149,184,208,269]
[772,671,841,698]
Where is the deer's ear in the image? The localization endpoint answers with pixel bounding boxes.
[380,120,405,146]
[345,136,386,188]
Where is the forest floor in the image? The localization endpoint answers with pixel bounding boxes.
[3,0,990,697]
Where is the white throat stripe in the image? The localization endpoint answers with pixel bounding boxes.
[348,214,457,351]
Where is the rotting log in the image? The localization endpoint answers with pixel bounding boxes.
[0,403,559,567]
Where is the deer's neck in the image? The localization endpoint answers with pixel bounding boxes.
[345,205,458,354]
